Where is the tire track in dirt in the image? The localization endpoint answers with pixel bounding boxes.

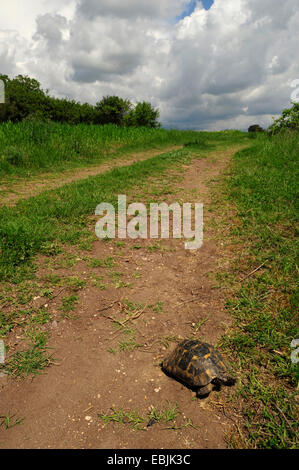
[0,145,182,207]
[0,146,244,449]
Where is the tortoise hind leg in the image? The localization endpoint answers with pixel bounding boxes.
[196,383,213,397]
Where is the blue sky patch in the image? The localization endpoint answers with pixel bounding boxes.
[177,0,214,21]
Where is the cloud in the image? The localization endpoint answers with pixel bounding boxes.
[77,0,189,20]
[34,14,69,46]
[0,0,298,129]
[0,30,25,76]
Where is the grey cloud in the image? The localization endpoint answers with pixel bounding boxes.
[0,50,15,76]
[0,31,23,76]
[72,52,142,83]
[33,13,68,45]
[77,0,189,20]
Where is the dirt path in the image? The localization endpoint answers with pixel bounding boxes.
[0,146,242,449]
[0,145,182,207]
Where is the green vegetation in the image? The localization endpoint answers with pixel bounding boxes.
[125,101,160,128]
[99,407,145,431]
[0,120,202,176]
[0,148,189,281]
[2,330,52,378]
[60,295,79,315]
[0,412,24,430]
[269,102,299,134]
[98,402,191,432]
[219,131,299,448]
[0,74,160,128]
[0,130,248,283]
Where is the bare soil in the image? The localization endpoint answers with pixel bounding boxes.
[0,147,242,449]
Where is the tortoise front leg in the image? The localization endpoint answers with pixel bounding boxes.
[196,383,213,397]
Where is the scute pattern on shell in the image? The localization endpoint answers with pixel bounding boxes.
[162,339,227,389]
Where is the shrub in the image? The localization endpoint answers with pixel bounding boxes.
[95,96,132,126]
[248,124,264,133]
[125,101,160,128]
[268,102,299,134]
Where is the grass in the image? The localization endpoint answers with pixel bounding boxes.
[148,402,180,424]
[191,316,209,334]
[99,407,145,432]
[88,256,115,268]
[0,148,192,282]
[215,131,299,449]
[60,294,79,318]
[98,402,193,432]
[0,120,206,177]
[0,412,24,430]
[0,129,249,283]
[0,121,247,178]
[118,338,144,352]
[1,330,52,378]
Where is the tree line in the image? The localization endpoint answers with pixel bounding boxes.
[0,74,161,128]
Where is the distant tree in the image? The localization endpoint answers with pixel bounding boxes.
[0,74,49,122]
[95,95,132,126]
[268,102,299,134]
[125,101,160,128]
[0,74,161,128]
[248,124,264,133]
[79,102,97,124]
[48,98,81,124]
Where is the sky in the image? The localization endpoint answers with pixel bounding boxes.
[0,0,298,130]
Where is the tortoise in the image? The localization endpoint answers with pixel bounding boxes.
[161,339,235,397]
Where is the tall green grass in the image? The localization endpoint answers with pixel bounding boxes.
[222,131,299,448]
[0,121,248,176]
[0,121,198,175]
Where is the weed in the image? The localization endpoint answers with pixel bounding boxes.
[0,412,24,430]
[89,256,115,268]
[60,295,79,317]
[148,402,180,423]
[2,331,52,378]
[191,316,209,334]
[118,338,143,352]
[98,407,145,432]
[152,301,164,313]
[64,277,86,291]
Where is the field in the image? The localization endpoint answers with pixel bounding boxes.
[0,123,298,449]
[0,121,204,176]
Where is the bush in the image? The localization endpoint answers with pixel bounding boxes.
[248,124,264,133]
[95,96,132,126]
[268,102,299,134]
[125,102,160,128]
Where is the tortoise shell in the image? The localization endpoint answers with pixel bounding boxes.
[162,339,230,390]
